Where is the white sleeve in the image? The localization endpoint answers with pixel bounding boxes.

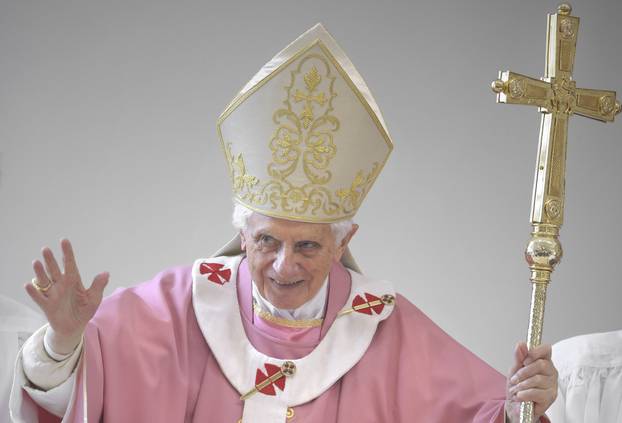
[22,325,82,391]
[9,325,82,419]
[549,331,622,423]
[544,386,565,423]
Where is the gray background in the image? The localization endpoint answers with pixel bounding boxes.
[1,0,620,374]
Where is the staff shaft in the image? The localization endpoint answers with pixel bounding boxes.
[519,281,549,422]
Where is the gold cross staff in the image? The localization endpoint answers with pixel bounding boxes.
[490,3,619,422]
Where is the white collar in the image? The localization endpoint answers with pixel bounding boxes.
[251,278,328,321]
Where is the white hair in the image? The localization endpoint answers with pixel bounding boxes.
[232,202,254,232]
[232,203,354,245]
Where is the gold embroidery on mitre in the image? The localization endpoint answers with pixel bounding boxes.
[225,144,259,197]
[219,37,394,223]
[336,162,381,215]
[269,54,338,186]
[225,51,382,221]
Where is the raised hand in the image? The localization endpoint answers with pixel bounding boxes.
[25,239,109,354]
[505,342,558,422]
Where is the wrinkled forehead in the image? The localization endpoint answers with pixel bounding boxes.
[247,212,333,241]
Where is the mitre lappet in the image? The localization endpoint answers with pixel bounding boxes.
[214,23,394,268]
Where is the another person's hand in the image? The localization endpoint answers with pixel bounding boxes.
[505,342,558,422]
[25,239,109,354]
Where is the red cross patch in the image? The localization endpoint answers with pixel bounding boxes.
[352,293,386,315]
[199,262,231,285]
[240,361,296,401]
[255,363,286,396]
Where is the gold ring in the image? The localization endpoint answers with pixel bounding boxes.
[31,277,53,292]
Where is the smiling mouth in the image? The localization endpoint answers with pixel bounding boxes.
[270,278,304,288]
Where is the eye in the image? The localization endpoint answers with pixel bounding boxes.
[257,234,279,249]
[296,241,320,251]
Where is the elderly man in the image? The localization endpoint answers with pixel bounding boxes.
[10,24,556,422]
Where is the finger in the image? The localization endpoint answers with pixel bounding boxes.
[508,342,529,383]
[523,343,552,365]
[32,260,53,287]
[61,238,81,279]
[42,247,63,283]
[33,258,61,301]
[509,374,555,395]
[87,272,109,302]
[24,282,48,309]
[513,358,557,384]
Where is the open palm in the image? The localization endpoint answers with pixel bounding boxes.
[26,239,109,351]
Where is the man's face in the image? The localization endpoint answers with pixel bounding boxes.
[240,213,356,309]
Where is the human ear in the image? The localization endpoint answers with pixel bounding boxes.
[240,230,247,251]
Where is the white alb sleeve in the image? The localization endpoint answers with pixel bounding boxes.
[10,325,82,418]
[22,325,82,391]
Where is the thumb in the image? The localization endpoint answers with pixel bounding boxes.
[87,272,109,303]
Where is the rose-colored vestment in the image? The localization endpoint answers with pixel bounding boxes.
[19,257,516,422]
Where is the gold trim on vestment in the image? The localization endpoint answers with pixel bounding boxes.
[252,300,323,328]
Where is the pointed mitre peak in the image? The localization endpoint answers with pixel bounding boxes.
[217,23,393,223]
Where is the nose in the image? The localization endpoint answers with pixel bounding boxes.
[272,246,299,280]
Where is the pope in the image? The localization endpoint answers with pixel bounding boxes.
[10,24,557,423]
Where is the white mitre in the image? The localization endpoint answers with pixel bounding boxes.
[214,24,393,270]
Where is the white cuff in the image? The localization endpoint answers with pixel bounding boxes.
[10,325,82,421]
[22,325,82,391]
[43,327,76,361]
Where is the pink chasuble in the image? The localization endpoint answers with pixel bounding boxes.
[19,255,531,422]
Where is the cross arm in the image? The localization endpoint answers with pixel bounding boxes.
[492,71,551,110]
[574,87,620,122]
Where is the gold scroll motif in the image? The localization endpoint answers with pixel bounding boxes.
[335,163,382,215]
[227,53,381,219]
[269,54,338,186]
[229,148,259,195]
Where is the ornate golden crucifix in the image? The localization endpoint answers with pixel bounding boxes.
[490,3,619,422]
